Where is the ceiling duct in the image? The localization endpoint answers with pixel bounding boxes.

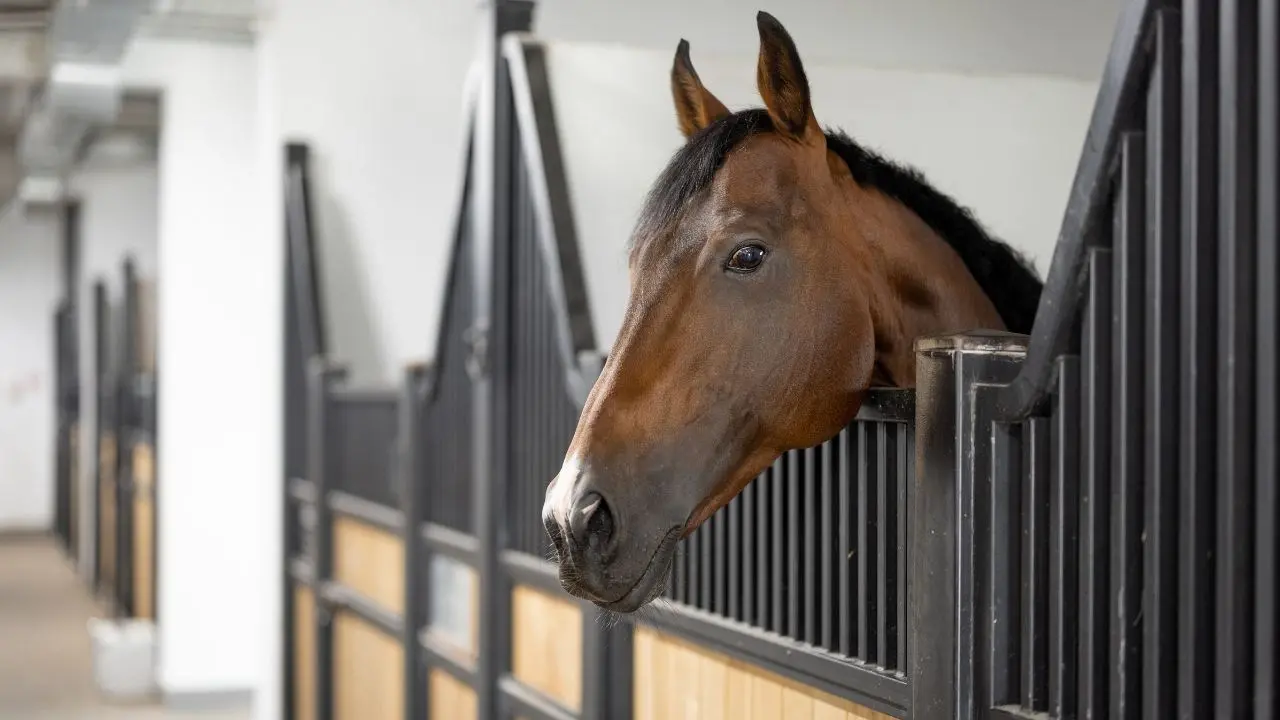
[16,0,153,211]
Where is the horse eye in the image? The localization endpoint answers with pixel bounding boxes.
[726,244,767,273]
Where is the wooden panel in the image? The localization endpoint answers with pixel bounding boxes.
[632,627,901,720]
[98,434,117,592]
[132,442,155,619]
[511,584,582,711]
[429,668,476,720]
[333,516,404,614]
[333,612,403,720]
[294,586,316,720]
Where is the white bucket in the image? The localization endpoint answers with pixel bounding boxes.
[88,617,158,700]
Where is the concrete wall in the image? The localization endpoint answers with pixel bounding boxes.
[0,207,59,531]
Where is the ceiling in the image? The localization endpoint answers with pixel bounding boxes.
[0,0,255,212]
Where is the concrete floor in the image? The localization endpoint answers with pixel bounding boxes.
[0,535,250,720]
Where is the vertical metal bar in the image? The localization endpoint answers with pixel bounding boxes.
[771,456,785,634]
[1048,355,1080,720]
[1256,3,1279,717]
[1179,5,1219,718]
[400,367,428,720]
[757,464,771,628]
[714,500,727,615]
[857,422,872,660]
[1112,132,1146,720]
[472,6,534,718]
[896,423,908,671]
[742,474,755,624]
[728,480,741,621]
[1021,417,1050,711]
[787,449,801,638]
[1079,247,1113,716]
[804,445,818,646]
[876,423,890,667]
[839,428,853,656]
[821,432,836,651]
[688,518,701,608]
[988,422,1022,706]
[701,507,712,610]
[308,359,341,720]
[1218,2,1260,715]
[910,332,1029,720]
[1145,12,1182,720]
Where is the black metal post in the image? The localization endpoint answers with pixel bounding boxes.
[472,2,534,719]
[910,331,1028,720]
[400,364,428,720]
[308,358,343,720]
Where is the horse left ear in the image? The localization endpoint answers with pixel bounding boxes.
[755,11,821,143]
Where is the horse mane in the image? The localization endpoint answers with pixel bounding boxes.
[634,108,1044,334]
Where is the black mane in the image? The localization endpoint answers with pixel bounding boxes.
[634,108,1043,334]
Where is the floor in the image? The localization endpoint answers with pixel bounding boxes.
[0,535,250,720]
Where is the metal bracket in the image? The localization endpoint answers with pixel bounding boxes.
[463,322,490,382]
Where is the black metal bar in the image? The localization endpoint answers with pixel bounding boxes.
[499,549,564,597]
[320,583,404,638]
[741,471,755,624]
[910,332,1029,720]
[420,630,479,688]
[804,445,818,646]
[327,490,403,533]
[701,505,713,610]
[770,456,784,634]
[1218,2,1261,715]
[714,498,727,616]
[1020,417,1050,711]
[1112,131,1146,720]
[876,426,889,667]
[1145,11,1182,719]
[758,464,772,630]
[896,423,908,671]
[839,430,852,657]
[988,422,1021,706]
[728,479,741,622]
[472,6,534,720]
[1256,3,1279,717]
[422,523,480,566]
[820,433,836,652]
[688,512,701,608]
[308,359,342,720]
[1048,355,1080,720]
[499,675,579,720]
[400,367,427,720]
[636,609,909,717]
[857,423,871,660]
[1078,246,1113,717]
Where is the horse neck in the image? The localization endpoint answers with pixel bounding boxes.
[842,190,1003,388]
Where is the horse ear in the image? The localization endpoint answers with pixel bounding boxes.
[671,39,731,138]
[755,11,819,141]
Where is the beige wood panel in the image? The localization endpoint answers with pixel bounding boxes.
[333,516,404,614]
[511,584,582,712]
[98,434,118,593]
[294,586,316,720]
[132,442,155,619]
[633,627,901,720]
[333,612,403,720]
[429,668,477,720]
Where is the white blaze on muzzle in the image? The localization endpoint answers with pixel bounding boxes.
[543,455,583,529]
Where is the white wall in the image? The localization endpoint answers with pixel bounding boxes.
[536,0,1122,81]
[121,37,276,701]
[263,0,480,385]
[0,207,59,531]
[70,138,159,574]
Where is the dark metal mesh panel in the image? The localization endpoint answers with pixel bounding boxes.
[505,150,580,560]
[664,416,912,674]
[422,207,476,534]
[329,391,399,508]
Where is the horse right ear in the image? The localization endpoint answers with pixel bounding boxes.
[671,39,731,139]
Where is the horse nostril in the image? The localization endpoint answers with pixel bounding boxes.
[569,491,615,555]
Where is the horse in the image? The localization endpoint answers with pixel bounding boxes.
[542,11,1043,613]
